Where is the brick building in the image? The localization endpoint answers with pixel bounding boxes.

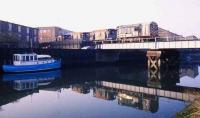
[91,29,117,41]
[38,27,71,43]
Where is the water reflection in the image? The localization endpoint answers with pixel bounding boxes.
[72,83,90,94]
[3,70,61,91]
[178,65,200,88]
[0,63,200,118]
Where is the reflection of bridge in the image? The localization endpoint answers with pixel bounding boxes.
[95,81,196,102]
[0,63,200,113]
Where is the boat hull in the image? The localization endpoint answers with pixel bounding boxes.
[3,60,61,73]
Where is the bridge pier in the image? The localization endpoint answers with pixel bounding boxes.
[146,50,162,88]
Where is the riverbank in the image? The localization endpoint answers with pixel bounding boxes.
[175,91,200,118]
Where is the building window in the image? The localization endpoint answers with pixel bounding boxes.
[42,30,46,33]
[18,26,21,32]
[8,23,12,31]
[26,36,29,41]
[34,37,37,42]
[27,28,29,34]
[34,29,37,35]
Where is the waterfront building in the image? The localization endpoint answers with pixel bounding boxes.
[0,20,38,43]
[91,29,117,41]
[117,22,158,40]
[72,32,82,40]
[38,27,71,43]
[185,35,199,40]
[158,27,183,40]
[81,32,90,41]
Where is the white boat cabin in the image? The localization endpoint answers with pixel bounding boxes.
[13,53,55,66]
[13,78,55,91]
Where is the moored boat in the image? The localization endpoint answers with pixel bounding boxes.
[3,53,61,73]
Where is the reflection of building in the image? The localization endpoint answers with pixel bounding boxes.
[93,87,116,100]
[71,84,90,94]
[117,91,158,113]
[179,65,199,78]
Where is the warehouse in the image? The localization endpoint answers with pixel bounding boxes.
[0,20,38,43]
[38,27,71,43]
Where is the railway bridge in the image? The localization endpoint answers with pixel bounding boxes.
[94,38,200,80]
[94,38,200,50]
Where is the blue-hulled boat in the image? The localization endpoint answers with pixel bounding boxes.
[3,53,61,73]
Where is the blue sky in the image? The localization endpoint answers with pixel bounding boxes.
[0,0,199,37]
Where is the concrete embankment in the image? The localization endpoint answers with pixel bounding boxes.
[175,91,200,118]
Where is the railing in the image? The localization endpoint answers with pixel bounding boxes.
[94,37,200,49]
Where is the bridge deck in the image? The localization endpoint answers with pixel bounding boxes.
[96,40,200,49]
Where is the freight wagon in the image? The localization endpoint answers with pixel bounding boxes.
[117,22,158,42]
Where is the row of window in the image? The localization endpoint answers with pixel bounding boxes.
[8,23,37,35]
[14,82,37,89]
[14,55,37,61]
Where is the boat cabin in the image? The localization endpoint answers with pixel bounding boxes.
[14,79,38,91]
[13,53,37,62]
[13,53,54,66]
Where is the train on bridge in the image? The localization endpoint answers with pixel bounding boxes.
[65,22,185,43]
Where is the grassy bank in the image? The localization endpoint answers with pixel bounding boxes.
[175,91,200,118]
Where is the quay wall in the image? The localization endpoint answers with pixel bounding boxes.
[0,48,200,70]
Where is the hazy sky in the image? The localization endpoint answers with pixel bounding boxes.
[0,0,199,37]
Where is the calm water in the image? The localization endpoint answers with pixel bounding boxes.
[0,63,200,118]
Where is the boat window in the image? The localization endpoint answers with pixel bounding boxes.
[22,56,26,61]
[34,55,37,60]
[26,56,29,61]
[38,57,51,60]
[30,56,33,61]
[26,83,29,88]
[22,83,25,89]
[15,56,19,61]
[13,55,15,61]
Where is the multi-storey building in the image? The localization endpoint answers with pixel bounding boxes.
[91,29,117,41]
[0,20,38,43]
[71,32,82,40]
[38,27,71,43]
[185,35,198,40]
[81,32,90,41]
[158,27,183,40]
[71,32,91,41]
